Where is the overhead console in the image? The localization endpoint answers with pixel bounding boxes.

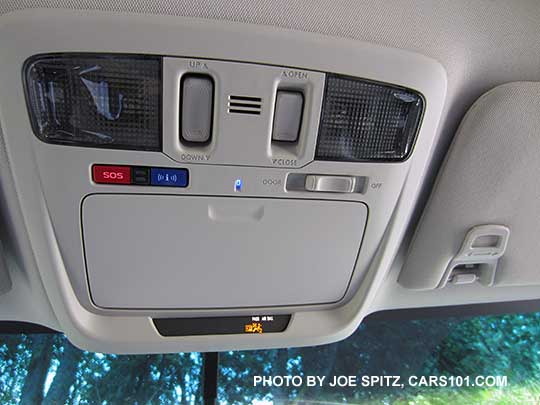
[0,10,446,352]
[23,52,423,311]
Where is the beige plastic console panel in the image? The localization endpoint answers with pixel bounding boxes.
[83,195,367,309]
[0,10,446,353]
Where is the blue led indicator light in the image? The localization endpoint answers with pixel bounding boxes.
[234,179,243,192]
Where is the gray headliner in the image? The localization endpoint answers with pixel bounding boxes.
[4,0,540,233]
[0,1,539,350]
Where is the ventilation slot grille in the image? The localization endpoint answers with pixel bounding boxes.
[228,95,262,115]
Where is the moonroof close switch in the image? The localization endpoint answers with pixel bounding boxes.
[180,75,214,144]
[272,91,304,142]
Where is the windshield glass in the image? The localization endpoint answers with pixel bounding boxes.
[0,309,538,404]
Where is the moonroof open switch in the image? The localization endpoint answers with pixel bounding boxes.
[272,90,304,142]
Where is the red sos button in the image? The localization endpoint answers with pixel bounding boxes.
[92,165,132,185]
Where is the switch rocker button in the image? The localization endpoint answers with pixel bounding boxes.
[180,75,214,144]
[272,90,304,142]
[305,175,355,193]
[132,167,150,185]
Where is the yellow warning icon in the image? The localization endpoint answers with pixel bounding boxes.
[244,322,263,334]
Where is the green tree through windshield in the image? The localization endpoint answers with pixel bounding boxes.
[0,312,539,404]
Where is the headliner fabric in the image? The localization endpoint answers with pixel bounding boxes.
[400,82,540,289]
[3,1,540,287]
[2,0,540,161]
